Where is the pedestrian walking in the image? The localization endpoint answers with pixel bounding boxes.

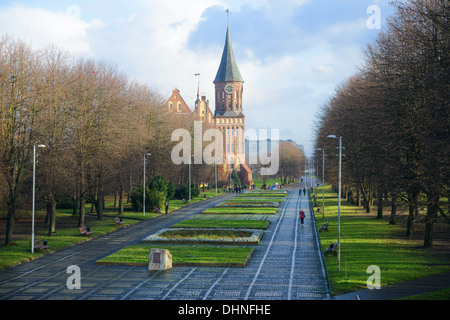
[303,188,306,196]
[299,210,305,225]
[165,202,169,214]
[299,188,302,196]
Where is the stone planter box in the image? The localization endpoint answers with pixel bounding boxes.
[140,228,264,245]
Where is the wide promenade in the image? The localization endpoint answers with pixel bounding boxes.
[0,185,330,300]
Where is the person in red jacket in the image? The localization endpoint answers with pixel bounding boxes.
[299,210,305,225]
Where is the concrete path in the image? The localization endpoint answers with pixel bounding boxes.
[0,187,330,300]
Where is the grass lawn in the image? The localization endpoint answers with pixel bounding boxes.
[140,227,264,245]
[95,245,255,267]
[201,207,278,214]
[316,185,450,296]
[217,202,280,208]
[171,219,270,229]
[0,189,223,271]
[223,197,284,203]
[238,192,287,198]
[0,213,140,271]
[54,206,160,221]
[166,189,222,212]
[398,288,450,300]
[159,229,253,240]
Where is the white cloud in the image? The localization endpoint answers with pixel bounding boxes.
[0,4,101,56]
[83,0,224,102]
[0,0,376,157]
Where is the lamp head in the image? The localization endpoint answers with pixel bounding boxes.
[327,135,337,139]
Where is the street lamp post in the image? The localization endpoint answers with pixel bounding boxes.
[143,153,151,217]
[229,158,234,190]
[189,155,194,202]
[31,144,46,253]
[317,148,325,221]
[327,135,342,272]
[215,159,218,194]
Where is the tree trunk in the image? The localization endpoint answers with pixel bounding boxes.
[365,200,372,214]
[389,192,398,225]
[96,193,104,221]
[46,192,57,236]
[423,192,439,248]
[363,194,373,213]
[376,188,383,219]
[5,166,22,245]
[5,203,16,245]
[348,189,354,204]
[73,179,79,216]
[118,185,124,215]
[406,192,417,238]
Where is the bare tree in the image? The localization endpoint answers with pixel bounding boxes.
[314,0,449,248]
[0,36,42,244]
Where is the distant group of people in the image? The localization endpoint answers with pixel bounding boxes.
[228,185,244,194]
[261,183,282,190]
[154,202,169,214]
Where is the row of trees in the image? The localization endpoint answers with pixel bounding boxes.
[249,141,305,186]
[0,34,310,245]
[314,0,448,248]
[276,142,304,185]
[0,36,218,245]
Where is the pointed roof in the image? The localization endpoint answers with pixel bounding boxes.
[214,27,244,83]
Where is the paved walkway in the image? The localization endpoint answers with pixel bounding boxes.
[0,187,330,300]
[3,184,446,301]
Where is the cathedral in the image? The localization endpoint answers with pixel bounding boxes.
[165,25,253,187]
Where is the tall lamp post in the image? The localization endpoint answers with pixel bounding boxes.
[317,148,325,221]
[327,135,342,271]
[189,155,194,201]
[229,158,234,190]
[215,158,218,194]
[143,153,151,217]
[31,144,46,253]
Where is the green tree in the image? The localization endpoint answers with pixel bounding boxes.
[231,170,241,186]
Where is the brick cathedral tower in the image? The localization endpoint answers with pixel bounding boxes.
[214,25,253,186]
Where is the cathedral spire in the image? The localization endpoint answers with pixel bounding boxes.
[213,23,244,83]
[195,73,200,107]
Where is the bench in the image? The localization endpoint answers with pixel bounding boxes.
[34,239,49,251]
[78,226,93,236]
[325,242,339,256]
[319,221,329,232]
[114,217,124,225]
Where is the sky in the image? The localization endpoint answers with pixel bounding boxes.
[0,0,395,157]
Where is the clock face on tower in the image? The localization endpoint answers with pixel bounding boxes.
[225,84,235,94]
